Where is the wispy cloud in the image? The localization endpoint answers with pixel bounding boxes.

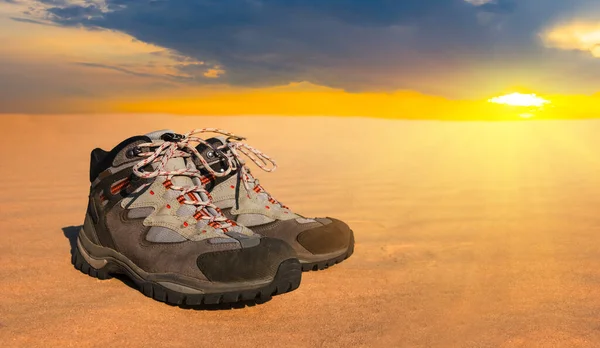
[203,66,225,79]
[541,21,600,58]
[9,16,55,26]
[464,0,496,6]
[72,62,166,79]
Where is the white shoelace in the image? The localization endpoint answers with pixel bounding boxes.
[183,128,289,210]
[130,132,237,231]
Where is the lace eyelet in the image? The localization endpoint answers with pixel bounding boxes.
[126,147,142,159]
[160,132,184,142]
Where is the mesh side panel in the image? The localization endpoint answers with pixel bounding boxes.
[176,204,196,217]
[164,189,178,200]
[208,237,238,244]
[195,219,208,230]
[127,207,154,219]
[146,226,187,243]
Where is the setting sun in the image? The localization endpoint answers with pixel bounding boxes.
[487,93,550,107]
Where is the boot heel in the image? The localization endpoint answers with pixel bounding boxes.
[72,238,112,280]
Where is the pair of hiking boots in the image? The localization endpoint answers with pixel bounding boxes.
[74,128,354,306]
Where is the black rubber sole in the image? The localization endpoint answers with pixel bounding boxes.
[301,231,355,272]
[71,247,302,306]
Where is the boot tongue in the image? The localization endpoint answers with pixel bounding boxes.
[145,129,186,142]
[195,136,283,209]
[144,129,194,187]
[195,136,233,175]
[143,130,242,232]
[195,136,227,154]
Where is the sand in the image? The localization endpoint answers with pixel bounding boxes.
[2,114,600,347]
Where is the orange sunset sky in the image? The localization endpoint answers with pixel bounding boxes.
[2,0,600,120]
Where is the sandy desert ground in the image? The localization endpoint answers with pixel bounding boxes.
[2,114,600,347]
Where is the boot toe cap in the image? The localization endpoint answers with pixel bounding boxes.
[196,237,296,282]
[296,218,353,255]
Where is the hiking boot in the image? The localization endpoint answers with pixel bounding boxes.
[189,129,355,271]
[74,129,301,306]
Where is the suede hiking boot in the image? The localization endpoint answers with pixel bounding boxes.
[73,129,301,306]
[190,129,355,271]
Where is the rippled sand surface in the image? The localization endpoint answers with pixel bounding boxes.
[2,114,600,347]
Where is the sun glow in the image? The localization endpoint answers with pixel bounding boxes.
[488,93,550,107]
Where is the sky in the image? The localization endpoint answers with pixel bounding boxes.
[1,0,600,119]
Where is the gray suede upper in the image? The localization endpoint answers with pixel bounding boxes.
[85,131,295,280]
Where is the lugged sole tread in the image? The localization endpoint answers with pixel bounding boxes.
[72,247,301,307]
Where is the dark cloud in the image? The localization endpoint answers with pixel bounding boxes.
[19,0,600,97]
[36,0,69,5]
[46,4,104,23]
